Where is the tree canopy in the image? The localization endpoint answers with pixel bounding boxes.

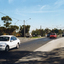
[1,16,20,35]
[0,16,31,36]
[1,16,12,28]
[19,25,30,37]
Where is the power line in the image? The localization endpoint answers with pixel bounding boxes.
[0,11,37,31]
[0,12,7,16]
[0,12,22,21]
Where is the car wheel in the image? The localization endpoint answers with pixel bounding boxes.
[5,46,9,52]
[55,37,57,39]
[50,37,51,39]
[16,43,20,49]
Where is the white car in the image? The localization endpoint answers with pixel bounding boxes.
[0,35,20,51]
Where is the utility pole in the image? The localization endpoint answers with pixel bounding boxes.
[23,20,25,37]
[23,18,31,37]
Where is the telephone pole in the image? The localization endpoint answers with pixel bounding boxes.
[23,20,25,37]
[23,18,31,37]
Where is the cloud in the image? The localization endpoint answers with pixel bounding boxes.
[14,6,57,14]
[54,0,64,8]
[31,10,56,13]
[40,5,46,10]
[40,5,50,11]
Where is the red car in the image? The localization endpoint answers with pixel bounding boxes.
[50,33,57,38]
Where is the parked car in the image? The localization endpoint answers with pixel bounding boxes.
[62,33,64,37]
[0,35,20,51]
[50,33,57,38]
[47,33,51,37]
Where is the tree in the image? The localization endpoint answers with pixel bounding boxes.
[45,28,51,34]
[58,29,62,34]
[0,27,6,35]
[51,28,59,34]
[25,25,30,33]
[1,16,12,28]
[6,25,19,35]
[32,29,45,37]
[1,16,20,35]
[19,25,30,37]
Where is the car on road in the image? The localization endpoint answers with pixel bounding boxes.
[62,33,64,37]
[0,35,20,51]
[47,33,51,37]
[50,33,57,38]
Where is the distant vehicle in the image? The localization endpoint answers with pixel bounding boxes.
[25,33,32,38]
[62,33,64,37]
[0,35,20,51]
[50,33,57,38]
[47,33,51,37]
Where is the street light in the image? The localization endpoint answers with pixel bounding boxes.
[23,18,31,37]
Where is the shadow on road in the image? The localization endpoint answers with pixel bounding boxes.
[0,47,64,64]
[0,51,30,64]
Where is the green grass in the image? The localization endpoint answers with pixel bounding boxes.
[32,36,42,38]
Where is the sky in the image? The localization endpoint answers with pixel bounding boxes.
[0,0,64,32]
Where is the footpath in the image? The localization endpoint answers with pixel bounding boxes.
[16,37,64,64]
[35,37,64,51]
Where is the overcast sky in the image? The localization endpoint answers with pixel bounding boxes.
[0,0,64,32]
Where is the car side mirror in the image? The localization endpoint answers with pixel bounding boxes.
[10,40,13,42]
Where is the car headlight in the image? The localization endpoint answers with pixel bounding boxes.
[0,44,6,47]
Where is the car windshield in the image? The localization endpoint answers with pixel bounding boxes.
[51,34,55,35]
[0,37,9,41]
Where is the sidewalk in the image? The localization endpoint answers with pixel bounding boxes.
[35,37,64,52]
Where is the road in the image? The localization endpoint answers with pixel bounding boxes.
[0,37,53,64]
[15,37,52,51]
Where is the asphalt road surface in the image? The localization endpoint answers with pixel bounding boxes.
[0,37,53,64]
[15,37,52,51]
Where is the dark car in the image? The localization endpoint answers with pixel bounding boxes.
[47,33,51,37]
[62,33,64,37]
